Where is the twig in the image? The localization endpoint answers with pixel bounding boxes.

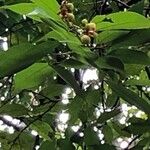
[113,0,130,8]
[10,102,58,149]
[125,135,140,150]
[23,89,61,103]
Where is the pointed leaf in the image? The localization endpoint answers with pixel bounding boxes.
[107,80,150,114]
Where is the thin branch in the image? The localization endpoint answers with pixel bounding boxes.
[10,102,58,149]
[113,0,130,8]
[23,89,61,103]
[125,135,140,150]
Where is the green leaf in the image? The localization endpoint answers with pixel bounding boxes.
[106,93,118,108]
[92,12,150,31]
[97,109,121,124]
[58,139,75,150]
[51,65,81,94]
[124,123,150,135]
[41,83,65,98]
[31,0,59,14]
[61,58,86,69]
[68,96,83,124]
[109,49,150,65]
[96,30,129,44]
[0,41,58,78]
[124,64,144,76]
[107,80,150,114]
[14,63,53,93]
[0,103,29,117]
[102,125,113,144]
[39,141,56,150]
[84,126,99,145]
[31,120,53,140]
[111,29,150,48]
[129,0,144,15]
[86,89,101,107]
[19,132,34,150]
[125,71,150,86]
[2,3,37,15]
[95,56,124,73]
[110,122,131,137]
[89,144,116,150]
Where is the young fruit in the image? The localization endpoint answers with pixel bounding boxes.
[66,3,74,12]
[80,35,91,44]
[88,30,97,38]
[81,19,88,26]
[67,13,75,22]
[85,22,96,31]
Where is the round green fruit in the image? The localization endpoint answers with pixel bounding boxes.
[81,19,88,26]
[86,22,96,31]
[66,3,74,12]
[80,35,91,44]
[67,13,75,22]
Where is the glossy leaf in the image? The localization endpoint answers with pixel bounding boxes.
[39,141,56,150]
[109,49,150,65]
[107,80,150,114]
[97,109,121,124]
[95,56,124,73]
[84,126,99,145]
[14,63,53,93]
[0,103,29,117]
[102,125,113,143]
[0,41,58,78]
[51,65,81,94]
[31,120,53,140]
[92,12,150,31]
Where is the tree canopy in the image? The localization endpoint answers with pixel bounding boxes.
[0,0,150,149]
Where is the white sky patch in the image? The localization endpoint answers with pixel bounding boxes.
[120,141,128,149]
[0,120,3,125]
[119,117,126,124]
[31,130,38,136]
[98,133,104,140]
[0,97,5,101]
[2,42,8,51]
[12,119,20,125]
[57,124,68,131]
[7,126,14,134]
[79,132,84,137]
[71,68,75,73]
[82,69,98,84]
[0,124,7,131]
[72,125,80,132]
[147,87,150,92]
[0,83,3,87]
[65,87,72,94]
[61,93,69,105]
[135,111,145,118]
[117,137,123,142]
[58,112,69,124]
[3,115,13,122]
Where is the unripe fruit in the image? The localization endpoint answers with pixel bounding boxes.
[86,22,96,31]
[81,19,88,26]
[67,13,75,22]
[88,30,97,38]
[80,35,91,44]
[66,3,74,12]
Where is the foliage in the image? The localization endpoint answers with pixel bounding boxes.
[0,0,150,149]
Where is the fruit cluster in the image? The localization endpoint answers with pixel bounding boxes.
[58,1,97,45]
[80,19,97,45]
[58,0,75,23]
